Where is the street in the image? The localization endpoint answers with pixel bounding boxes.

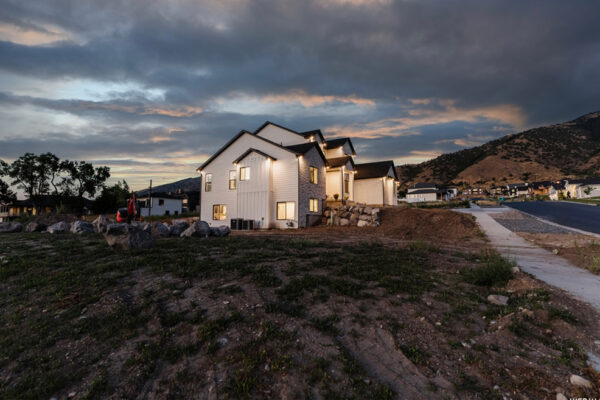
[505,201,600,235]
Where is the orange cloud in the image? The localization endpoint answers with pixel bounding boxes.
[261,90,375,107]
[0,22,75,46]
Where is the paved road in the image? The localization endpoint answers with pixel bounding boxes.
[505,201,600,235]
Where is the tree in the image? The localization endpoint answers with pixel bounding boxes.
[37,152,70,195]
[0,160,16,204]
[93,180,131,214]
[63,161,111,199]
[584,186,593,196]
[6,153,49,210]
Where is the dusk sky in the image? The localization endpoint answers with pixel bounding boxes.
[1,0,600,190]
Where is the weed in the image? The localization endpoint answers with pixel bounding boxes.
[463,253,514,287]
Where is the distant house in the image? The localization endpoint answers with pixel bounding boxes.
[137,192,184,217]
[548,182,566,201]
[506,183,528,197]
[574,177,600,198]
[463,187,487,197]
[0,195,95,222]
[529,181,552,196]
[405,182,441,202]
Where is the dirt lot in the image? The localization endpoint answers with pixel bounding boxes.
[1,208,599,399]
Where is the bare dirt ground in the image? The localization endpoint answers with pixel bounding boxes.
[1,208,599,400]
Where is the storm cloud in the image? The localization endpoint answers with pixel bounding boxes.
[1,0,599,189]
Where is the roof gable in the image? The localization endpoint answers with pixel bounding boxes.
[285,142,327,164]
[233,148,278,165]
[324,137,356,155]
[354,160,398,180]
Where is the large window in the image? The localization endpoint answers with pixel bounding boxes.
[240,166,250,181]
[344,173,350,193]
[213,204,227,220]
[309,198,319,212]
[276,201,295,220]
[229,170,237,190]
[205,173,212,192]
[309,166,318,184]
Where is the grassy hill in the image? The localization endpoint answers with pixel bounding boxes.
[396,110,600,188]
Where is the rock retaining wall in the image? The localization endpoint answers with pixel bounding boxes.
[322,205,381,227]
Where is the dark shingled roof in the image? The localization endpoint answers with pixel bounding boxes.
[324,138,356,155]
[299,129,325,143]
[354,160,398,180]
[285,142,327,164]
[410,182,437,189]
[326,156,355,169]
[408,189,440,194]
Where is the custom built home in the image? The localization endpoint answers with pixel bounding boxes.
[197,122,398,229]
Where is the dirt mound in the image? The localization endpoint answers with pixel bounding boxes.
[379,207,480,242]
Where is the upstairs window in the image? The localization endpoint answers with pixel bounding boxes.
[205,173,212,192]
[213,204,227,220]
[240,166,250,181]
[229,170,237,190]
[309,198,319,212]
[309,166,318,184]
[276,201,295,220]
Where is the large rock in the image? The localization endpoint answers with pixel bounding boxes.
[47,221,70,234]
[151,222,170,238]
[70,220,95,234]
[357,220,370,227]
[210,225,231,237]
[180,221,211,238]
[339,218,350,226]
[169,221,190,237]
[25,222,46,232]
[487,294,509,306]
[569,374,592,389]
[358,214,371,221]
[92,215,111,233]
[104,225,155,250]
[0,222,23,233]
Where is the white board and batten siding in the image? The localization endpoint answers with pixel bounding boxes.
[325,142,353,158]
[140,198,182,217]
[354,178,384,205]
[200,132,298,229]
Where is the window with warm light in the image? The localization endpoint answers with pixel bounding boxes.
[229,170,237,190]
[205,173,212,192]
[309,198,319,212]
[213,204,226,220]
[309,166,318,184]
[240,166,250,181]
[276,201,295,220]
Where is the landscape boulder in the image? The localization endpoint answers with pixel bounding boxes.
[210,225,231,237]
[357,220,370,227]
[569,374,592,389]
[0,222,23,234]
[169,220,190,237]
[104,224,155,250]
[339,218,350,226]
[70,220,95,235]
[47,221,70,234]
[151,222,170,238]
[487,294,509,306]
[180,221,211,238]
[92,215,111,233]
[25,222,46,232]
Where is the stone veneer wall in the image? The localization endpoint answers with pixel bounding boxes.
[297,147,326,228]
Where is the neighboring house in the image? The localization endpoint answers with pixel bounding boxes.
[506,183,528,197]
[529,181,552,196]
[0,195,95,222]
[549,183,566,201]
[196,121,398,229]
[574,177,600,198]
[563,179,584,199]
[181,191,200,213]
[354,161,399,206]
[405,182,441,202]
[463,187,487,196]
[138,192,184,217]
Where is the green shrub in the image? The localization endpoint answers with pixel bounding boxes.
[463,253,515,287]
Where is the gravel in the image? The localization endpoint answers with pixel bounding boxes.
[491,212,575,234]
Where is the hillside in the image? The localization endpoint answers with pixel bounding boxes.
[136,177,201,196]
[396,110,600,188]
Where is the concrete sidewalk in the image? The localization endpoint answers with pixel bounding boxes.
[458,207,600,311]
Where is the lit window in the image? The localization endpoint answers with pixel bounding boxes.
[229,170,237,190]
[309,166,318,184]
[309,198,319,212]
[213,204,227,220]
[205,173,212,192]
[240,166,250,181]
[276,201,295,220]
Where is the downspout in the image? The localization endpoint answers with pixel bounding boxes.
[382,177,385,205]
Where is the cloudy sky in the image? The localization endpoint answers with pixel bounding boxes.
[1,0,599,190]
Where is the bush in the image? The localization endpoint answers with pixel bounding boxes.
[463,253,515,287]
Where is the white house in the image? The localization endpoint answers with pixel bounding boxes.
[353,161,399,206]
[196,122,398,229]
[573,177,600,198]
[138,192,184,217]
[405,182,441,203]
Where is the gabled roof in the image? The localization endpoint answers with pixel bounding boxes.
[233,148,278,164]
[197,130,297,171]
[253,120,300,136]
[327,156,356,169]
[285,142,327,164]
[354,160,398,180]
[410,182,437,189]
[324,137,356,155]
[408,189,440,194]
[300,129,325,143]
